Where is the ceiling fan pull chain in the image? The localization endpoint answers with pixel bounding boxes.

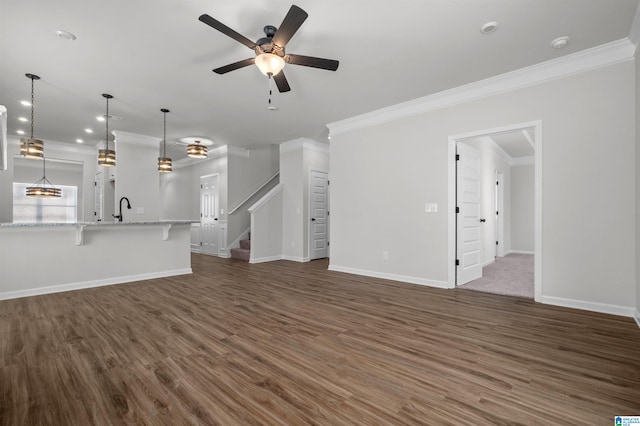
[268,74,273,107]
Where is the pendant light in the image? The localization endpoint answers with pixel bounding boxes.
[97,94,116,167]
[26,156,61,198]
[187,140,207,158]
[19,74,44,159]
[157,108,172,172]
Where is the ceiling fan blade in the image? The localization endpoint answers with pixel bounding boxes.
[199,14,257,50]
[273,71,291,93]
[286,54,339,71]
[272,5,308,48]
[213,58,255,74]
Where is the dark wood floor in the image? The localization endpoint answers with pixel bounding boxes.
[1,254,639,425]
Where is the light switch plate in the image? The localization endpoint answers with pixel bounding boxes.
[425,203,438,213]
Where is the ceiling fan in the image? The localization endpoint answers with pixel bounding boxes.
[199,5,339,93]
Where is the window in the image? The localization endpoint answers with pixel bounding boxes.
[13,183,78,223]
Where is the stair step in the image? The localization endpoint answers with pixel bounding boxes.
[240,239,251,249]
[230,248,250,261]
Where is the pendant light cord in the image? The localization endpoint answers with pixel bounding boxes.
[30,77,35,140]
[105,96,109,150]
[163,110,167,157]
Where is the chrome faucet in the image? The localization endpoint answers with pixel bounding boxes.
[113,197,131,222]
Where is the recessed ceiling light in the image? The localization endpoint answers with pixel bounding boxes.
[16,130,25,135]
[76,139,84,143]
[18,117,28,122]
[481,21,498,34]
[551,36,569,49]
[96,114,123,121]
[56,30,77,41]
[84,128,93,133]
[20,100,31,107]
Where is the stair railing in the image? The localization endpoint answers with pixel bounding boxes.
[228,171,279,214]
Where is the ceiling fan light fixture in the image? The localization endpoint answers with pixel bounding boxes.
[187,141,208,158]
[255,53,285,76]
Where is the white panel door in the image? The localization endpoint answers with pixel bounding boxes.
[457,144,482,285]
[200,175,219,256]
[309,170,329,260]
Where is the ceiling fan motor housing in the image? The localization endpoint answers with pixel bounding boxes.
[256,25,284,56]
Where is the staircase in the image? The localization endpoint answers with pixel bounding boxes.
[230,235,250,261]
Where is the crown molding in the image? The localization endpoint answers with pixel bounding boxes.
[8,135,96,155]
[327,38,635,136]
[227,145,249,158]
[112,130,160,147]
[279,137,329,154]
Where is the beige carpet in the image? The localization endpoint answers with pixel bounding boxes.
[458,253,534,298]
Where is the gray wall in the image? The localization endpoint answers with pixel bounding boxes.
[227,145,279,246]
[330,61,636,311]
[280,139,329,261]
[636,44,640,319]
[159,153,228,221]
[511,164,535,253]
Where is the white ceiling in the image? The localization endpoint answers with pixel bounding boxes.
[1,0,638,159]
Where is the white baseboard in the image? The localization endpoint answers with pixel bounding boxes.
[250,255,284,264]
[634,310,640,329]
[540,295,635,318]
[282,255,310,263]
[0,268,193,301]
[507,250,535,255]
[328,264,452,289]
[483,258,495,267]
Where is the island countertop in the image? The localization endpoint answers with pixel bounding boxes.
[0,220,197,228]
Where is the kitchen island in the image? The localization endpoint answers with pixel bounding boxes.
[0,220,196,300]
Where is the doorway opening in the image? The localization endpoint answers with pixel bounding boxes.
[448,121,541,301]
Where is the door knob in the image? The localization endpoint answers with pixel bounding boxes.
[311,218,316,221]
[214,218,218,221]
[480,218,486,223]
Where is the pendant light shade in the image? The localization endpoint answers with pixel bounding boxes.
[20,138,44,158]
[158,108,172,173]
[20,74,44,159]
[25,155,62,198]
[98,94,116,167]
[187,140,208,158]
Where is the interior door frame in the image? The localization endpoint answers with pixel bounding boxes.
[448,120,542,302]
[308,168,329,260]
[495,169,505,258]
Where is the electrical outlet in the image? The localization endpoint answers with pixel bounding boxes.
[383,251,389,260]
[136,207,144,214]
